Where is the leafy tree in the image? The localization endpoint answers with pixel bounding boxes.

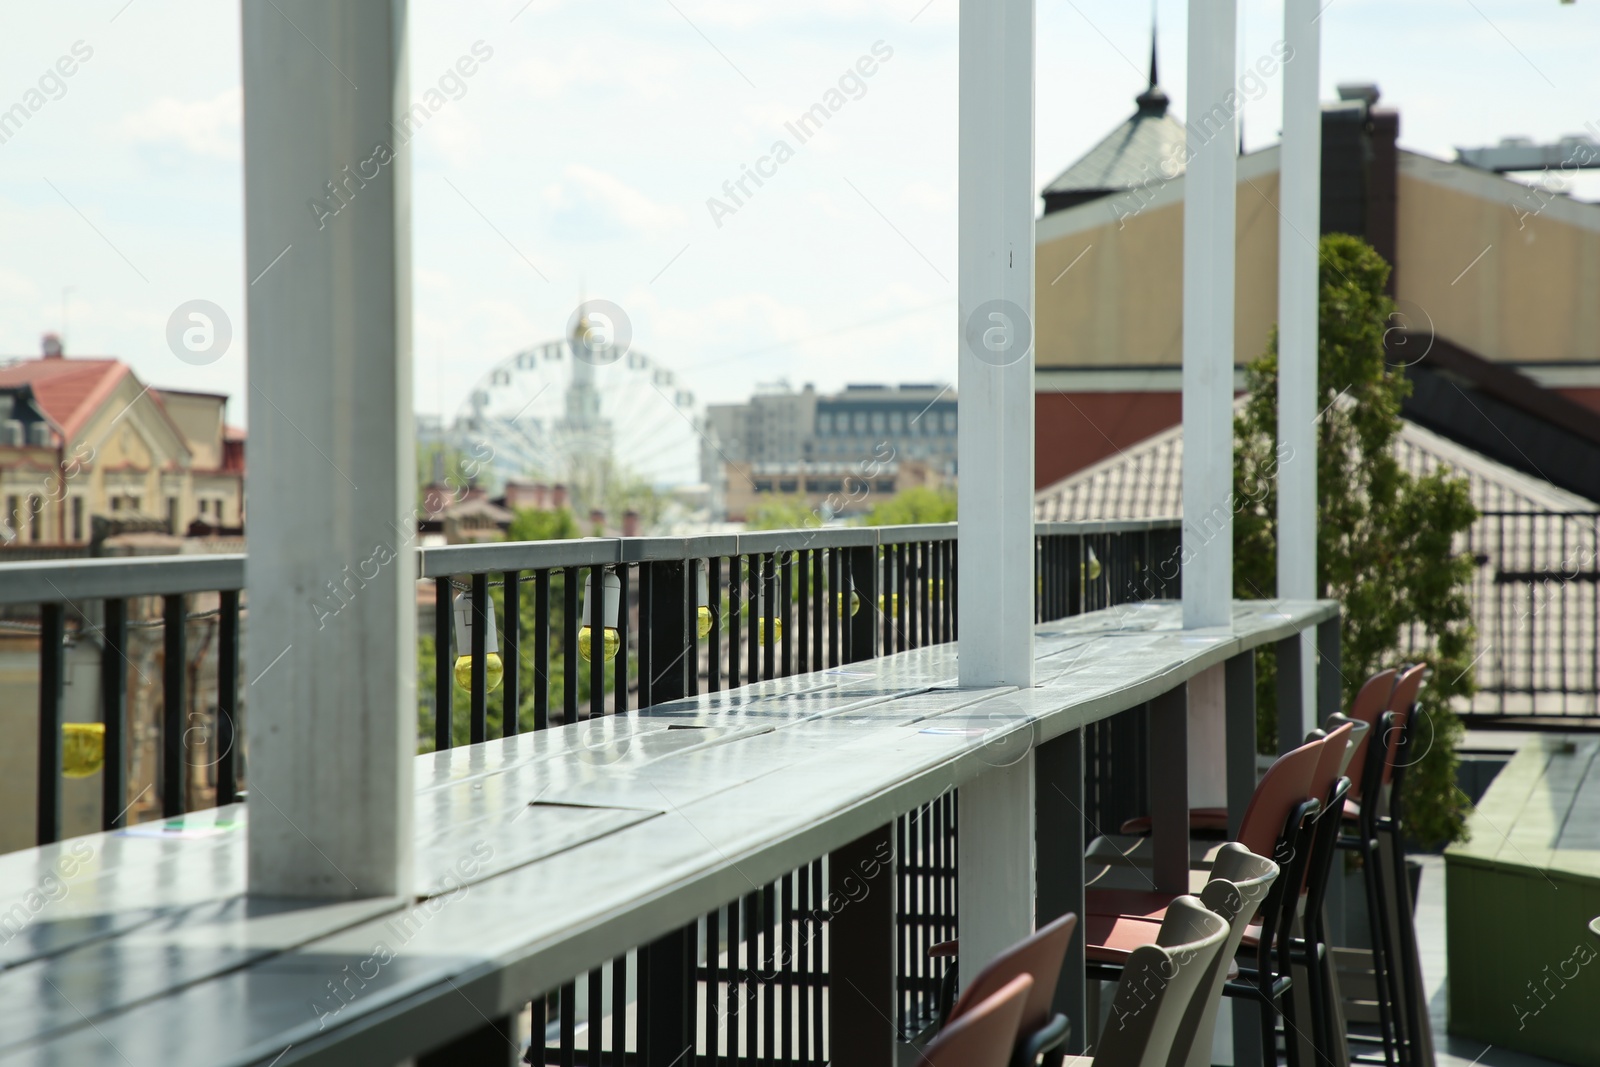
[746,495,823,531]
[1233,233,1478,847]
[862,486,957,526]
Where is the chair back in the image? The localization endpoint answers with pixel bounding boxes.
[1321,714,1370,777]
[1341,669,1397,794]
[919,973,1033,1067]
[1235,736,1324,858]
[1381,664,1427,786]
[1308,722,1354,811]
[947,912,1079,1050]
[1096,896,1229,1067]
[1167,845,1280,1067]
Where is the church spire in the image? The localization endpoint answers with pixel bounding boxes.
[1134,4,1168,116]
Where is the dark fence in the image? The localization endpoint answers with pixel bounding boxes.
[0,518,1179,1063]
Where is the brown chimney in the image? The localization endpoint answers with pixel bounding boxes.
[588,507,606,532]
[550,484,568,509]
[41,333,63,359]
[622,509,641,537]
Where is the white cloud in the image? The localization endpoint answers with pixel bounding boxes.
[542,164,688,238]
[119,87,241,161]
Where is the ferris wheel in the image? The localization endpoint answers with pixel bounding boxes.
[445,334,707,500]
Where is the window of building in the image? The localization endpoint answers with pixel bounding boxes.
[890,411,903,433]
[818,413,831,435]
[778,480,798,493]
[5,495,17,535]
[871,412,886,434]
[111,496,121,512]
[28,496,41,542]
[168,497,180,534]
[71,497,82,542]
[853,412,867,434]
[942,411,957,433]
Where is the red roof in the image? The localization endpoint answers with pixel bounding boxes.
[0,358,129,440]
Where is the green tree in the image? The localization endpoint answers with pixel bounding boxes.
[862,486,957,526]
[745,495,823,531]
[1233,233,1478,847]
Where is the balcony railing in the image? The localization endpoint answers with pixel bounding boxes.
[0,519,1180,854]
[0,519,1200,1063]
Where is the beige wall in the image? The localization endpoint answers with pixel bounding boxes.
[1035,147,1600,377]
[1035,148,1283,370]
[1395,154,1600,365]
[159,392,225,470]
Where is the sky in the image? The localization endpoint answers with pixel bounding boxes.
[1,0,1596,455]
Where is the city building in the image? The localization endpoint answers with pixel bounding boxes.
[0,335,245,549]
[1033,70,1600,490]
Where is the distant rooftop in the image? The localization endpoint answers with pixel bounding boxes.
[1041,36,1187,216]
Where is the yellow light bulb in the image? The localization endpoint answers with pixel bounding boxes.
[835,591,860,618]
[454,653,504,692]
[578,626,621,662]
[62,722,106,779]
[757,618,783,645]
[1085,551,1102,581]
[697,605,714,639]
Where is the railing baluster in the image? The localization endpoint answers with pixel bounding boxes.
[762,553,776,682]
[708,557,722,694]
[613,953,628,1066]
[563,567,580,725]
[727,558,741,690]
[616,564,630,715]
[217,589,240,805]
[162,593,186,815]
[705,906,721,1066]
[434,577,453,750]
[469,572,488,744]
[37,602,64,845]
[503,571,520,737]
[746,557,759,685]
[589,566,605,723]
[560,979,576,1067]
[827,550,840,669]
[796,549,809,677]
[780,551,794,679]
[588,965,603,1065]
[101,597,128,830]
[535,569,551,731]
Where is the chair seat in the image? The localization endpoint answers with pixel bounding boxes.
[1117,807,1231,836]
[1086,886,1178,920]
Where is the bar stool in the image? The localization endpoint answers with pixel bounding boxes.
[1067,898,1231,1067]
[1084,843,1279,1067]
[1338,665,1425,1067]
[937,912,1080,1067]
[917,973,1036,1067]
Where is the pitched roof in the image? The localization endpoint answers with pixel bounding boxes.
[0,358,128,439]
[1041,43,1187,203]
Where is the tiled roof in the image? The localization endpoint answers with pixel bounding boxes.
[0,358,128,439]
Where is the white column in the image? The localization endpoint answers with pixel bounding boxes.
[956,0,1037,979]
[957,0,1036,689]
[959,755,1036,977]
[1181,0,1238,630]
[243,0,414,899]
[1278,0,1323,729]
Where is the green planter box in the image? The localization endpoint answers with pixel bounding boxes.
[1445,736,1600,1067]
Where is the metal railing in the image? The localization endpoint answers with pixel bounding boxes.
[1406,510,1600,721]
[0,518,1179,1063]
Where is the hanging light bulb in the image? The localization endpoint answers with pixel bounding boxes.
[834,583,860,618]
[453,591,504,692]
[696,562,714,639]
[62,722,105,778]
[757,616,784,645]
[578,569,622,662]
[1086,545,1102,581]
